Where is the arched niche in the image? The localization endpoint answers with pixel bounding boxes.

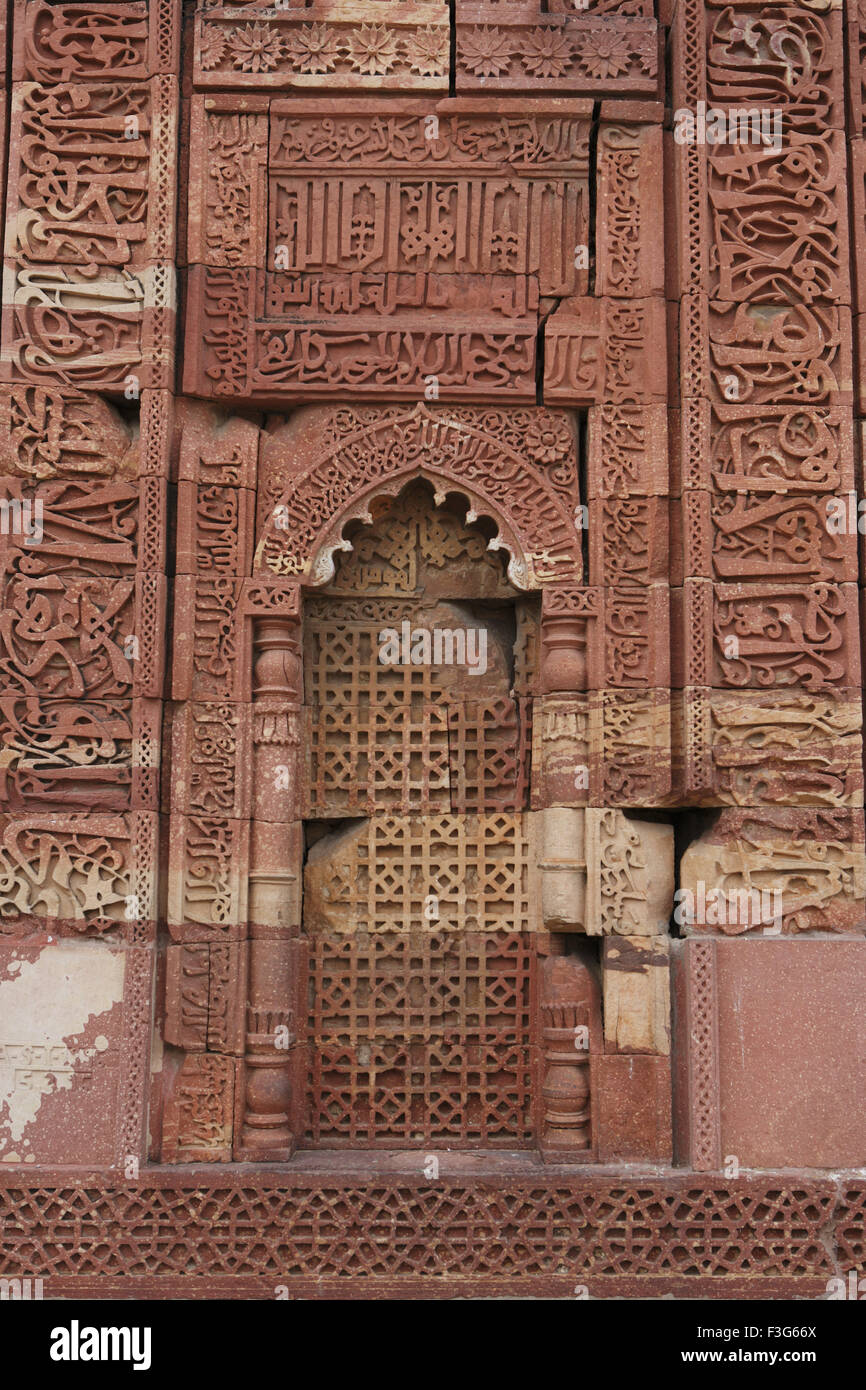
[253,403,583,590]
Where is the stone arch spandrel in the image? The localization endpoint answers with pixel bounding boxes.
[253,403,583,590]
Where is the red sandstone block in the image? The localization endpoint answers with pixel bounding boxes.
[0,567,164,701]
[848,15,865,139]
[177,400,259,488]
[253,405,582,586]
[5,79,179,269]
[671,687,864,810]
[176,481,256,577]
[670,938,720,1171]
[0,473,165,577]
[669,0,705,116]
[543,295,667,406]
[13,1,181,82]
[596,117,664,299]
[133,571,167,699]
[600,583,669,689]
[695,806,866,848]
[0,809,159,938]
[184,264,540,404]
[541,583,669,691]
[668,401,704,497]
[171,575,249,702]
[706,131,850,306]
[595,1054,672,1162]
[0,266,176,395]
[160,1053,239,1163]
[852,311,866,416]
[672,579,861,691]
[172,700,302,825]
[167,813,251,940]
[0,695,162,814]
[703,3,845,133]
[239,576,301,624]
[672,489,858,586]
[139,390,174,480]
[598,99,664,123]
[664,128,709,303]
[0,934,139,1167]
[554,0,655,10]
[137,473,169,575]
[530,689,671,810]
[715,939,866,1168]
[680,810,865,935]
[191,94,592,289]
[670,399,855,497]
[676,295,854,408]
[586,403,669,499]
[186,94,269,269]
[680,806,866,934]
[268,96,593,292]
[588,495,669,586]
[454,5,659,96]
[164,943,246,1056]
[263,269,541,321]
[170,703,253,823]
[194,3,449,92]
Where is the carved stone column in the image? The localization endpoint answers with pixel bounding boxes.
[540,587,601,693]
[537,948,601,1163]
[235,613,303,1161]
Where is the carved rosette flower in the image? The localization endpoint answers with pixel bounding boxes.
[525,420,572,467]
[577,31,633,79]
[199,25,228,71]
[284,23,340,75]
[226,21,283,74]
[461,26,513,78]
[406,25,450,77]
[522,29,574,79]
[346,24,399,75]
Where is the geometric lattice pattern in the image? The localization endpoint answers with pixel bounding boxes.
[305,610,529,815]
[306,932,535,1146]
[0,1178,849,1295]
[313,814,534,934]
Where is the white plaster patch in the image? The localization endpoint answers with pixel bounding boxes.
[0,939,124,1151]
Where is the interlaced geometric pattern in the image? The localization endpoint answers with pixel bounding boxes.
[447,698,530,814]
[316,814,534,934]
[305,932,535,1146]
[0,1180,844,1290]
[306,693,451,816]
[304,609,529,815]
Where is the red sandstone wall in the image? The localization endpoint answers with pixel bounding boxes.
[0,0,864,1299]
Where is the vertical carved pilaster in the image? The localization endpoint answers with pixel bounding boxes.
[235,613,303,1161]
[540,587,602,694]
[537,950,600,1163]
[540,613,588,693]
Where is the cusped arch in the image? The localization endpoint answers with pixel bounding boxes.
[253,404,582,590]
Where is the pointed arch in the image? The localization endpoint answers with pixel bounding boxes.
[254,403,582,590]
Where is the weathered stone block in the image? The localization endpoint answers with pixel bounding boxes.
[603,935,670,1055]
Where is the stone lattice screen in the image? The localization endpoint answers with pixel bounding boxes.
[0,0,865,1299]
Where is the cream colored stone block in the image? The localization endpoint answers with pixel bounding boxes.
[603,935,670,1055]
[538,807,586,931]
[585,809,674,935]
